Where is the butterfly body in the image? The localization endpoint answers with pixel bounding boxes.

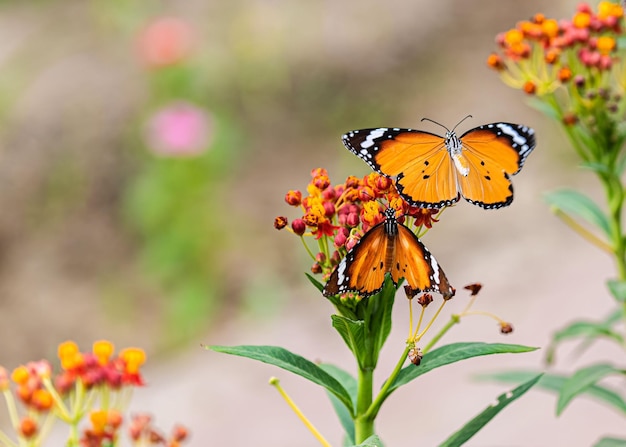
[343,122,536,209]
[323,208,453,299]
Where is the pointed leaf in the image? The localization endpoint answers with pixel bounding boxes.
[603,308,624,326]
[607,279,626,303]
[209,345,353,412]
[544,189,611,238]
[482,370,626,415]
[440,374,542,447]
[594,437,626,447]
[332,315,366,367]
[388,343,537,394]
[546,320,624,364]
[319,363,357,444]
[367,276,396,365]
[305,273,324,292]
[527,97,561,120]
[580,161,611,176]
[557,363,626,415]
[353,435,383,447]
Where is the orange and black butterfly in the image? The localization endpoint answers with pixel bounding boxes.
[323,208,454,299]
[342,119,536,209]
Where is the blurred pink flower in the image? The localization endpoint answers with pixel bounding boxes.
[144,102,213,157]
[137,17,193,67]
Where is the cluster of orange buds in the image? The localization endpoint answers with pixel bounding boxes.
[128,414,189,447]
[55,340,146,394]
[488,2,624,102]
[274,168,441,278]
[80,409,123,447]
[0,340,187,447]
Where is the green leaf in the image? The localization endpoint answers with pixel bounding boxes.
[366,276,396,366]
[439,374,542,447]
[546,320,624,364]
[387,343,537,394]
[594,437,626,447]
[319,364,357,443]
[353,435,383,447]
[482,370,626,415]
[527,97,561,120]
[209,345,354,412]
[603,308,625,326]
[580,161,611,176]
[332,315,366,367]
[544,189,611,239]
[305,273,324,292]
[607,279,626,303]
[557,363,626,415]
[617,152,626,176]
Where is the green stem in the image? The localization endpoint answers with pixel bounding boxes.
[363,345,411,421]
[354,367,375,443]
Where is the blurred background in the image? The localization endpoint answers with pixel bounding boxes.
[0,0,623,445]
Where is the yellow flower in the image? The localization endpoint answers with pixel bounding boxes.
[11,366,29,385]
[120,348,146,375]
[598,1,623,20]
[573,11,591,28]
[504,29,524,45]
[542,19,559,38]
[596,36,616,55]
[93,340,115,366]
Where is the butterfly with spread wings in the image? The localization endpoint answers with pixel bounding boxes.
[342,119,536,209]
[323,208,454,299]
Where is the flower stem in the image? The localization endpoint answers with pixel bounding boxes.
[364,344,411,421]
[552,208,613,254]
[269,377,332,447]
[423,314,460,354]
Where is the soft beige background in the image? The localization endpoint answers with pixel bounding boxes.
[0,0,623,446]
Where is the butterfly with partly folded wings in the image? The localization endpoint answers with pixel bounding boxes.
[323,208,454,299]
[342,120,536,209]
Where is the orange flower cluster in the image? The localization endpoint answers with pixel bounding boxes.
[0,340,187,447]
[488,2,624,98]
[275,168,440,277]
[56,340,146,392]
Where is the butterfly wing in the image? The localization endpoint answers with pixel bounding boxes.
[392,224,454,298]
[457,123,536,209]
[342,128,459,208]
[323,223,390,297]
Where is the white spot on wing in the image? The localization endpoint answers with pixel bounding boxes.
[361,128,388,149]
[496,123,527,146]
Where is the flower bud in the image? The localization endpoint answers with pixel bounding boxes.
[463,283,483,296]
[274,216,288,230]
[500,322,514,334]
[417,293,433,307]
[19,417,37,439]
[284,190,302,206]
[408,347,423,366]
[291,219,306,236]
[404,285,419,299]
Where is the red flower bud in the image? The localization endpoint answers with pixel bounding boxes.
[291,219,306,236]
[284,190,302,206]
[274,216,288,230]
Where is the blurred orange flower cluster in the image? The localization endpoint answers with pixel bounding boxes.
[488,1,624,99]
[0,340,187,447]
[275,168,440,279]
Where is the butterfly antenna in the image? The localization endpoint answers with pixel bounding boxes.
[451,115,473,132]
[420,117,450,133]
